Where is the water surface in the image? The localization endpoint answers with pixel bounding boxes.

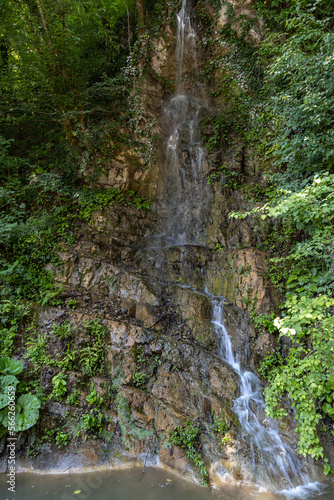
[0,468,333,500]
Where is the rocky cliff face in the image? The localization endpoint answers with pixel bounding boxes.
[3,0,321,490]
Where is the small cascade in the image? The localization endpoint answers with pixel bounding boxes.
[176,0,198,87]
[212,301,321,495]
[161,94,207,246]
[155,0,210,247]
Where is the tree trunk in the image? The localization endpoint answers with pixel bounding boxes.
[136,0,145,32]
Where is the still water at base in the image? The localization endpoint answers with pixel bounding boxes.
[0,468,333,500]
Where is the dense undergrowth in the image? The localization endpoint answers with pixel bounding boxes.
[0,0,166,458]
[0,141,149,447]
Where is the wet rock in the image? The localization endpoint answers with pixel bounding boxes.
[40,366,58,394]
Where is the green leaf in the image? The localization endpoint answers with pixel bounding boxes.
[16,394,40,430]
[0,375,19,392]
[324,462,333,476]
[322,403,334,417]
[2,394,41,431]
[0,357,23,376]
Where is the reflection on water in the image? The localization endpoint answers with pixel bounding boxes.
[0,468,333,500]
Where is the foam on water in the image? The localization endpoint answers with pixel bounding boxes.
[279,481,325,499]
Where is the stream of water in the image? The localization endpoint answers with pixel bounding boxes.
[158,0,326,496]
[176,0,197,83]
[161,93,207,245]
[212,301,321,496]
[157,0,210,247]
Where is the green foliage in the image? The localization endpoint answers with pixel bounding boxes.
[66,299,79,309]
[55,432,70,448]
[77,188,150,222]
[239,175,334,463]
[51,372,68,401]
[130,345,160,389]
[132,345,148,388]
[0,181,150,334]
[168,420,208,484]
[266,21,334,180]
[66,389,80,406]
[231,183,334,466]
[203,116,228,151]
[214,243,224,252]
[0,357,23,376]
[250,312,278,335]
[0,300,31,357]
[132,371,148,389]
[56,344,77,372]
[0,0,151,329]
[85,388,103,407]
[0,0,133,134]
[1,394,41,432]
[210,411,230,445]
[0,357,41,432]
[207,165,243,190]
[211,412,229,435]
[0,0,164,174]
[78,410,104,437]
[0,151,59,300]
[0,172,60,304]
[263,316,334,463]
[258,349,283,382]
[51,321,72,340]
[79,319,107,376]
[25,334,49,370]
[226,1,334,472]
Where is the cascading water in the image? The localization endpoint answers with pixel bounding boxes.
[157,0,210,246]
[156,0,323,495]
[161,94,207,245]
[212,301,321,495]
[176,0,198,86]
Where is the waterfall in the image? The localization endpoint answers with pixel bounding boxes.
[161,94,207,246]
[157,0,210,247]
[212,301,321,495]
[157,0,323,495]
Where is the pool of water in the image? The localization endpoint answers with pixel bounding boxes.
[1,468,334,500]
